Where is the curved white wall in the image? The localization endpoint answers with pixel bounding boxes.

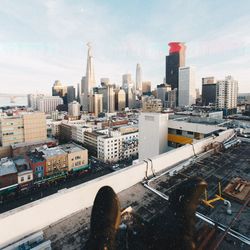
[0,129,234,247]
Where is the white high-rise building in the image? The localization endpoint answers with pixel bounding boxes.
[68,101,81,117]
[97,129,138,163]
[178,66,196,107]
[216,75,238,110]
[136,64,142,91]
[37,96,63,113]
[139,113,169,161]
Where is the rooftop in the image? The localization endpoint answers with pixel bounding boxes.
[27,151,45,163]
[59,143,87,154]
[41,141,250,249]
[11,138,57,149]
[168,119,225,134]
[13,157,31,172]
[38,146,67,158]
[0,158,17,177]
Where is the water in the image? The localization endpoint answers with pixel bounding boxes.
[0,96,27,108]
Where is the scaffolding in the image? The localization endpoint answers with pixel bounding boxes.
[202,182,224,208]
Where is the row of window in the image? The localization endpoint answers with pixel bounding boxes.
[70,155,82,161]
[47,160,66,166]
[20,175,31,182]
[2,132,14,136]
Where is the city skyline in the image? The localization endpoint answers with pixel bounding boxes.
[1,0,250,94]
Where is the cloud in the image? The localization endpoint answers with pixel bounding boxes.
[0,0,250,94]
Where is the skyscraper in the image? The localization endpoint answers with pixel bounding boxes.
[202,77,215,85]
[165,42,186,105]
[178,66,196,107]
[117,89,126,111]
[122,74,132,89]
[166,88,177,109]
[216,76,238,114]
[136,64,142,91]
[89,94,103,116]
[156,84,171,108]
[52,80,68,103]
[85,43,95,94]
[107,85,115,113]
[82,43,96,111]
[81,76,86,95]
[77,83,80,102]
[67,86,76,104]
[202,77,216,106]
[142,81,151,94]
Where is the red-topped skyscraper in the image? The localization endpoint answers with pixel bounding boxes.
[165,42,186,105]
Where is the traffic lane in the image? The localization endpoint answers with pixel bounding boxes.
[0,168,112,214]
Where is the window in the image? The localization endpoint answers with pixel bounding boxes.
[176,130,182,135]
[187,131,194,135]
[21,177,24,182]
[28,175,31,180]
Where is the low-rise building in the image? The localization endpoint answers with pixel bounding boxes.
[0,158,17,189]
[51,120,62,138]
[11,138,58,157]
[68,101,81,117]
[84,131,107,156]
[142,96,163,112]
[58,120,87,143]
[0,112,47,147]
[59,143,88,172]
[26,151,46,179]
[97,127,138,163]
[167,120,225,148]
[38,146,67,176]
[37,96,63,113]
[71,125,92,144]
[13,157,33,190]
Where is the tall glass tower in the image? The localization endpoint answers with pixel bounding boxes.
[165,42,186,105]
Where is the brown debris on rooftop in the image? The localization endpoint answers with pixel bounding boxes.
[223,177,250,205]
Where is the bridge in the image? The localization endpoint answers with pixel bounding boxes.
[0,93,27,103]
[0,93,27,97]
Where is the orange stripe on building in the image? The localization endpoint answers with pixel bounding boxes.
[167,134,193,144]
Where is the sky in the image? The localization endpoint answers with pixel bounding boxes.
[0,0,250,94]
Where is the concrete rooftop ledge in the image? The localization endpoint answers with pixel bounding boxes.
[0,129,234,247]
